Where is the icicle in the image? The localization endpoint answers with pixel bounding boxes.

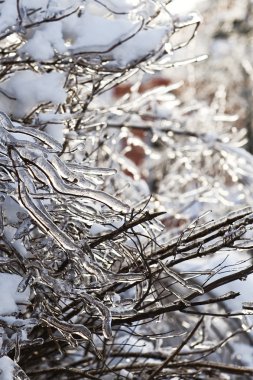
[111,307,137,318]
[81,292,112,340]
[170,289,191,306]
[108,272,145,283]
[19,183,77,251]
[159,260,204,294]
[33,156,129,212]
[0,111,61,150]
[68,163,117,176]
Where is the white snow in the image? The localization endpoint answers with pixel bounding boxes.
[0,0,201,70]
[20,23,66,61]
[37,112,69,143]
[0,71,67,117]
[66,13,139,53]
[66,10,172,66]
[86,0,141,14]
[169,0,206,13]
[0,273,30,316]
[0,0,17,33]
[44,123,65,144]
[0,356,14,380]
[17,2,172,67]
[90,223,109,235]
[22,0,52,8]
[119,369,134,379]
[113,26,169,67]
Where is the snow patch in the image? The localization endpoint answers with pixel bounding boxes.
[20,23,66,61]
[0,71,67,117]
[0,273,30,316]
[113,26,169,67]
[0,356,14,380]
[0,0,17,34]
